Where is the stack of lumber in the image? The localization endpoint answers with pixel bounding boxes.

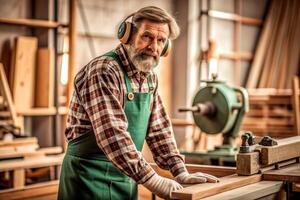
[246,0,300,89]
[9,36,55,111]
[0,137,63,191]
[241,88,295,138]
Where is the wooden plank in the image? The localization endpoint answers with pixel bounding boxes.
[17,107,68,116]
[172,174,262,200]
[0,137,37,147]
[0,17,63,28]
[150,163,236,179]
[246,0,275,88]
[201,181,282,200]
[219,52,253,61]
[11,37,38,110]
[202,10,262,26]
[236,152,260,175]
[0,154,64,172]
[0,146,62,159]
[292,76,300,135]
[171,118,194,127]
[0,180,59,200]
[285,1,300,88]
[66,0,77,108]
[261,136,300,165]
[293,182,300,192]
[258,0,283,88]
[13,168,25,188]
[263,163,300,182]
[35,48,54,107]
[243,117,293,127]
[0,63,18,126]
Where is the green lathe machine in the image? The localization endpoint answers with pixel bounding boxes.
[179,74,249,166]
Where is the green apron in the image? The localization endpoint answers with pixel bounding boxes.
[58,51,152,200]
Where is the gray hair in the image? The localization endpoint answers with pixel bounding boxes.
[131,6,180,40]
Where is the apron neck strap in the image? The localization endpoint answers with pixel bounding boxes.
[104,51,132,92]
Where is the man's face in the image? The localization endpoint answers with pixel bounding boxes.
[127,19,170,72]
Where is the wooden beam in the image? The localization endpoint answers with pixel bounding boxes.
[201,10,262,26]
[0,146,62,159]
[67,0,77,107]
[263,163,300,182]
[219,52,253,61]
[172,174,262,200]
[0,180,58,200]
[17,107,68,116]
[292,76,300,135]
[150,163,236,179]
[171,118,194,127]
[246,1,275,88]
[261,136,300,165]
[236,152,260,175]
[201,181,282,200]
[0,63,18,126]
[0,154,64,172]
[0,137,37,147]
[0,17,66,28]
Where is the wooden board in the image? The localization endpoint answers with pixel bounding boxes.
[236,152,260,175]
[0,63,18,125]
[263,163,300,182]
[201,181,282,200]
[0,137,37,147]
[150,163,236,179]
[11,37,37,111]
[35,48,54,107]
[0,180,58,200]
[0,154,64,171]
[292,76,300,135]
[172,174,262,200]
[261,136,300,165]
[0,146,62,159]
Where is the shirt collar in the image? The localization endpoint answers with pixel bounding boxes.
[115,44,152,79]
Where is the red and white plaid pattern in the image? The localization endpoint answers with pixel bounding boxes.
[65,44,186,183]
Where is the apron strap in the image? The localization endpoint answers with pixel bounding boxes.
[104,51,132,93]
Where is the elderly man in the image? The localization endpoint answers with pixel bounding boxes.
[58,6,219,200]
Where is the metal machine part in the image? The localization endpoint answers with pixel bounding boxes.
[180,76,249,147]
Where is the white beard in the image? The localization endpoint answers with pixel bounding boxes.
[127,44,159,72]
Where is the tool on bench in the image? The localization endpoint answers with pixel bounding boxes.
[239,131,278,153]
[179,74,249,165]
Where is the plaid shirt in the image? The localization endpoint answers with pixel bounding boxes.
[65,44,186,183]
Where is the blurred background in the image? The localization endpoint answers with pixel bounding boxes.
[0,0,299,199]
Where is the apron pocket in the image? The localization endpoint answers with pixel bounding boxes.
[109,180,137,200]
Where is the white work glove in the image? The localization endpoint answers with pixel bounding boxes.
[143,173,183,199]
[175,171,219,184]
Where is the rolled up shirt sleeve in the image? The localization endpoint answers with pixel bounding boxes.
[146,81,187,177]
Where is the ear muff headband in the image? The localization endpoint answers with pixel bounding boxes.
[161,40,171,57]
[118,22,132,44]
[118,14,134,44]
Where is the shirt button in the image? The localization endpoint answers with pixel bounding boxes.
[127,92,134,100]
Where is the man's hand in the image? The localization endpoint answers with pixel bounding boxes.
[143,173,183,199]
[175,171,219,184]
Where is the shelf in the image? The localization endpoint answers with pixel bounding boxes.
[0,17,67,28]
[17,107,68,116]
